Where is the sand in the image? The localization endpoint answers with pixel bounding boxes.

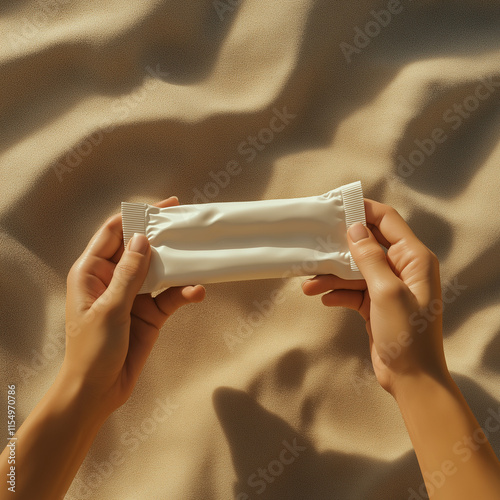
[1,1,500,499]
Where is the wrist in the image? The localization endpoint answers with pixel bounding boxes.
[51,366,111,430]
[391,368,457,408]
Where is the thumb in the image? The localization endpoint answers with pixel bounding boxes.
[347,223,399,289]
[104,233,151,313]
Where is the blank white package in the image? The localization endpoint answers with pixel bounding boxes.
[121,180,365,294]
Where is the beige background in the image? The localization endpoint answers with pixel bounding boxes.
[1,1,500,498]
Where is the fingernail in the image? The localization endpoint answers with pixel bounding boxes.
[348,223,368,242]
[129,233,149,255]
[170,196,179,202]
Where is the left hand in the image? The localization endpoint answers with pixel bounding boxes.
[62,196,206,417]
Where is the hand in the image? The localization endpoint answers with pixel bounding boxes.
[302,199,448,397]
[62,196,206,418]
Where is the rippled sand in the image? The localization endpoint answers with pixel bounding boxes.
[1,1,499,498]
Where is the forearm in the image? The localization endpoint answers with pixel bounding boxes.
[0,371,107,500]
[394,372,500,499]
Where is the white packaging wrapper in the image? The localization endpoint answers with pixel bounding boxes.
[121,180,365,294]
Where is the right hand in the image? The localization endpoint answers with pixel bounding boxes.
[302,199,449,397]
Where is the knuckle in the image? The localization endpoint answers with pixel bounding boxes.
[103,214,119,228]
[385,205,400,218]
[377,204,401,221]
[115,261,138,282]
[416,247,439,269]
[357,244,384,264]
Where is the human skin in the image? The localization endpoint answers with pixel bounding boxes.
[302,199,500,499]
[0,196,205,500]
[1,197,499,499]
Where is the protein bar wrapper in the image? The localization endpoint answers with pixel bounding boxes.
[121,180,365,294]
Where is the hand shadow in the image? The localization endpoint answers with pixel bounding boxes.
[212,387,424,500]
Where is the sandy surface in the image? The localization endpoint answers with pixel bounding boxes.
[1,1,500,499]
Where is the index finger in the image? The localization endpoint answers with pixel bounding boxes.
[364,199,421,249]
